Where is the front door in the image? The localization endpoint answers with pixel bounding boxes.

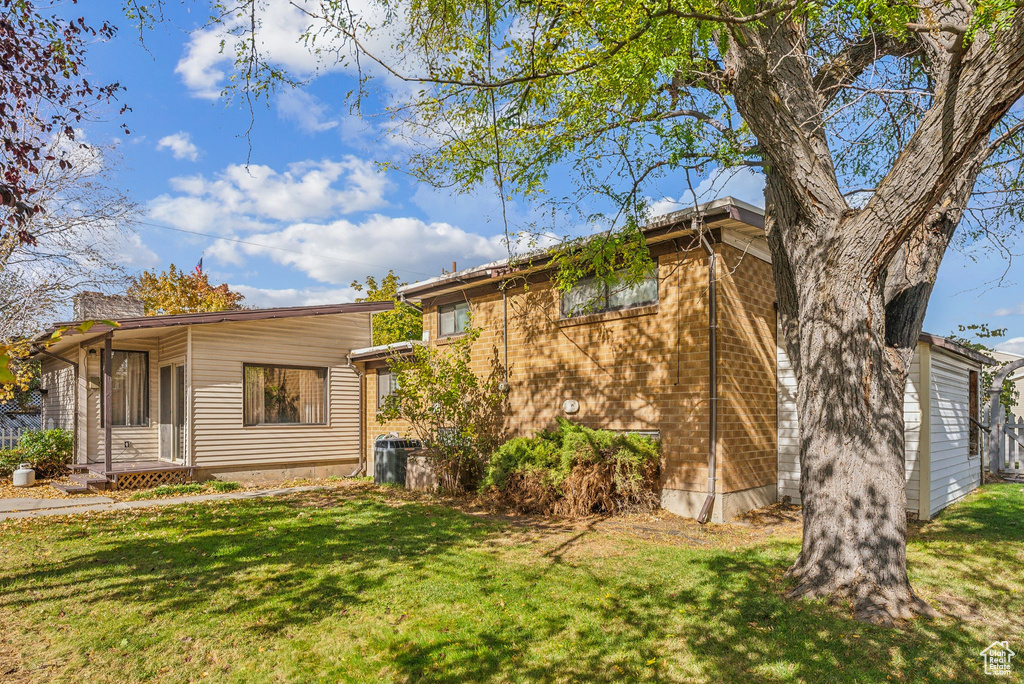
[159,364,185,462]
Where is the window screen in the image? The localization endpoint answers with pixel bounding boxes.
[561,270,658,318]
[243,365,327,425]
[377,368,398,408]
[439,301,471,336]
[102,351,149,427]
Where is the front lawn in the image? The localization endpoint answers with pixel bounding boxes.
[0,483,1021,683]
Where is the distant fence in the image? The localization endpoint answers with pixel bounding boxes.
[0,427,26,450]
[1000,412,1024,475]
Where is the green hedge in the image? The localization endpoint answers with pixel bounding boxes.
[481,419,660,515]
[0,429,74,479]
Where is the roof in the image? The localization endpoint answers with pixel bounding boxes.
[348,340,423,362]
[32,301,394,348]
[918,332,996,366]
[397,196,766,300]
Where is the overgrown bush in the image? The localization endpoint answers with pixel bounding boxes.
[0,429,74,478]
[481,419,660,517]
[379,326,508,494]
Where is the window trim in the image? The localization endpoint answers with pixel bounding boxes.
[438,301,471,338]
[241,362,329,427]
[100,350,150,428]
[376,368,398,409]
[560,271,659,320]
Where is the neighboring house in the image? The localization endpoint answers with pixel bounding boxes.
[393,196,992,521]
[32,293,392,489]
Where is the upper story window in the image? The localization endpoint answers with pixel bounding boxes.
[439,301,470,337]
[560,270,658,318]
[102,350,149,427]
[377,368,398,409]
[243,364,327,426]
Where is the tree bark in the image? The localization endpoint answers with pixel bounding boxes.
[722,6,1024,624]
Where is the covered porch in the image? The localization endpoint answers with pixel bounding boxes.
[37,323,195,492]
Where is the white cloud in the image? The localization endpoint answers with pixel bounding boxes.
[993,302,1024,316]
[157,132,201,161]
[276,89,339,134]
[995,336,1024,355]
[231,284,361,307]
[175,1,415,100]
[208,214,509,286]
[114,233,160,268]
[147,157,389,231]
[648,167,766,218]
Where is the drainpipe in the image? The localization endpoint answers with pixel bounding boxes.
[501,283,510,385]
[697,231,719,524]
[345,353,366,476]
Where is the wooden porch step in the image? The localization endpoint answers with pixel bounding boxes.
[51,482,91,495]
[68,464,90,473]
[70,473,111,491]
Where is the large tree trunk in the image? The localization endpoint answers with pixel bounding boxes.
[766,176,932,624]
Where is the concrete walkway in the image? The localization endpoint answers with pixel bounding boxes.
[0,485,330,521]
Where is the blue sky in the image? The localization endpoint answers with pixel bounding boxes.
[66,3,1024,353]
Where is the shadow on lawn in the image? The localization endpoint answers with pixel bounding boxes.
[1,485,1014,683]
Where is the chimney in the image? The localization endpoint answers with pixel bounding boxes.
[73,291,145,321]
[452,261,457,273]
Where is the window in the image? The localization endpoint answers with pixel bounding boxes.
[439,301,470,337]
[377,368,398,408]
[102,351,149,427]
[243,364,327,426]
[560,270,658,318]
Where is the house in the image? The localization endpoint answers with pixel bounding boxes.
[388,196,992,521]
[32,295,392,491]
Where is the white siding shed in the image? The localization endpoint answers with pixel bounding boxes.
[777,332,986,519]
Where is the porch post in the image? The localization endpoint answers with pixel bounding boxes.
[103,333,113,473]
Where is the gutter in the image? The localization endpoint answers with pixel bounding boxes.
[697,231,719,524]
[345,353,367,476]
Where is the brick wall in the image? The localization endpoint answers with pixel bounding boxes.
[362,366,412,471]
[715,244,778,492]
[412,243,776,497]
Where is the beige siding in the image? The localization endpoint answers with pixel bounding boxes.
[40,354,76,431]
[84,338,161,463]
[777,341,924,513]
[190,313,371,469]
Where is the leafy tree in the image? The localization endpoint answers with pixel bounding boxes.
[378,327,507,493]
[351,270,423,346]
[192,0,1024,622]
[128,264,246,316]
[0,2,127,231]
[950,323,1020,417]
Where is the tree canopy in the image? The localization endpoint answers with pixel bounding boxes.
[351,270,424,346]
[128,264,246,316]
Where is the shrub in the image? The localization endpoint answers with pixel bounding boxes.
[379,326,508,494]
[0,429,74,478]
[481,419,660,517]
[208,480,240,492]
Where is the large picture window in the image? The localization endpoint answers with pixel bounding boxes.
[102,351,149,427]
[439,301,470,337]
[560,270,658,318]
[243,364,327,426]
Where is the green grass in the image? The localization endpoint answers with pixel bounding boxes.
[0,483,1021,683]
[127,481,240,500]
